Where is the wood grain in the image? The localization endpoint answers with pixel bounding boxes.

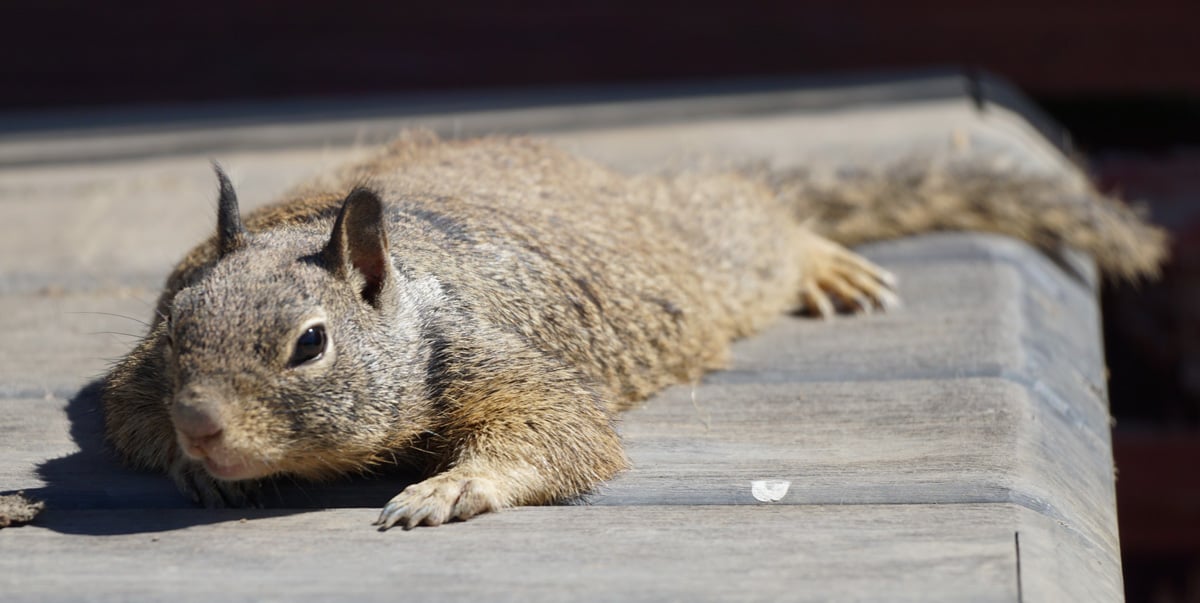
[3,505,1027,603]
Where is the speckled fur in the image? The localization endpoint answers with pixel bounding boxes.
[102,133,1164,527]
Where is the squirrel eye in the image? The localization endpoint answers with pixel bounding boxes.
[290,325,327,366]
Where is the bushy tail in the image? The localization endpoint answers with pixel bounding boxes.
[768,157,1168,283]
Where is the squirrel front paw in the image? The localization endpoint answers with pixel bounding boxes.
[169,456,261,508]
[375,473,505,530]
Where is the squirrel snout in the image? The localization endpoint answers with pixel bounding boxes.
[172,397,225,451]
[170,390,267,480]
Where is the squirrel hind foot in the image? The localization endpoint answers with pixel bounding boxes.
[796,234,900,318]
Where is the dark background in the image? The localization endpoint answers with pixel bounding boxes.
[5,2,1199,600]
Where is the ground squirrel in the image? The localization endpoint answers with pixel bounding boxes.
[102,133,1165,529]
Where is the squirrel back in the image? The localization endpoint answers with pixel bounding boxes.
[157,134,820,409]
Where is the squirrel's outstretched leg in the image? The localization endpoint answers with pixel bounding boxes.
[795,228,899,317]
[375,330,628,530]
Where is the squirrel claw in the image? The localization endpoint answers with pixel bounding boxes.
[374,474,504,530]
[799,236,899,316]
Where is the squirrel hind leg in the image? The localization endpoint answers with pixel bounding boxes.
[795,232,900,318]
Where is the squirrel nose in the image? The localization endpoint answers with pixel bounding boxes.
[174,403,223,443]
[172,386,226,447]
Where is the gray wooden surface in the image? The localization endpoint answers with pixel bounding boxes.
[0,76,1122,601]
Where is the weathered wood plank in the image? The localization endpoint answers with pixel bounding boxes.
[0,367,1114,523]
[0,74,1048,168]
[0,291,153,399]
[1,504,1025,603]
[0,503,1121,602]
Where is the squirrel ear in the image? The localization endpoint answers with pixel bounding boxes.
[323,187,390,307]
[213,163,247,257]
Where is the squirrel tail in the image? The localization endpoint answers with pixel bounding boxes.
[768,156,1168,283]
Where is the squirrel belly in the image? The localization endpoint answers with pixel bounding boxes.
[101,133,1164,528]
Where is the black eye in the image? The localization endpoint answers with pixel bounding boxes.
[290,325,327,366]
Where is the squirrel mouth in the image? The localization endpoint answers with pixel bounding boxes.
[202,457,256,480]
[177,433,270,481]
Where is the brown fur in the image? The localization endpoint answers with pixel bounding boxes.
[769,156,1167,282]
[102,133,1164,527]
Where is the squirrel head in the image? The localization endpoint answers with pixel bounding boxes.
[162,166,439,482]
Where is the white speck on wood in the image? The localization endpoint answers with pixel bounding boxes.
[751,479,791,502]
